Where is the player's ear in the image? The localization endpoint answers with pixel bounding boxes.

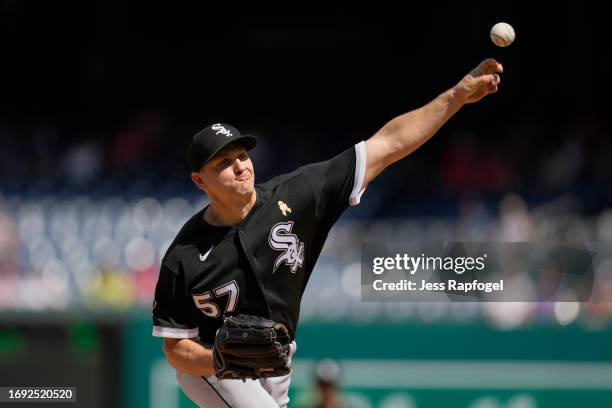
[191,172,207,192]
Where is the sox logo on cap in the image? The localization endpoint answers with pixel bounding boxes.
[211,123,233,137]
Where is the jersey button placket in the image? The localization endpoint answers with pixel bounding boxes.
[239,229,256,262]
[237,227,269,316]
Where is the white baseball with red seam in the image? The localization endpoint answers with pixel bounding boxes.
[490,22,515,47]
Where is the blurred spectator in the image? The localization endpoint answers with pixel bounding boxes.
[498,193,536,241]
[62,139,103,185]
[314,359,344,408]
[0,201,19,308]
[110,113,163,172]
[85,268,134,310]
[295,359,345,408]
[440,131,517,193]
[537,138,584,192]
[0,201,19,276]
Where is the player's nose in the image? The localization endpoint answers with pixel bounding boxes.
[233,158,247,173]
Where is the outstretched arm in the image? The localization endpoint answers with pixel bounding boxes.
[362,58,503,189]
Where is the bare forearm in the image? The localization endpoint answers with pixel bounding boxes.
[163,338,215,377]
[363,59,502,187]
[375,87,464,165]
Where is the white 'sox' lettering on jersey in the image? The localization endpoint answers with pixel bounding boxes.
[268,221,304,274]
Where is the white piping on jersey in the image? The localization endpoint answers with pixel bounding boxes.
[349,141,367,206]
[152,326,199,338]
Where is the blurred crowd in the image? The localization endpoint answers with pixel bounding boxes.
[1,109,612,328]
[2,169,612,328]
[1,112,611,218]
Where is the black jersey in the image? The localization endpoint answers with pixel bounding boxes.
[152,142,366,343]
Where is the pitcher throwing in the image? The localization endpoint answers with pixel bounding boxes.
[152,58,503,407]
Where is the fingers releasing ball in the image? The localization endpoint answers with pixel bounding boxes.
[490,22,515,47]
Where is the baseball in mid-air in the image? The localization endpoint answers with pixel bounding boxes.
[490,22,515,47]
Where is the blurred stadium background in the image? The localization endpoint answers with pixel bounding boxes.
[1,2,611,407]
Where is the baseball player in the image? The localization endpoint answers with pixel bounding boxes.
[152,58,503,407]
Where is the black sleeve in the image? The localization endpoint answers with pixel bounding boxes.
[151,264,200,338]
[301,142,366,226]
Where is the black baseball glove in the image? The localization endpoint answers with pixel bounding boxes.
[213,314,292,380]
